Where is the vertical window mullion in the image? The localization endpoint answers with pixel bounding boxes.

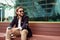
[0,8,2,22]
[1,8,2,22]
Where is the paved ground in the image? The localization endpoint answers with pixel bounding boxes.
[0,33,60,40]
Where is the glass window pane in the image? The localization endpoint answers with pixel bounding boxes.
[0,0,60,22]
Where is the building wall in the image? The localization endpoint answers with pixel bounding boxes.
[0,0,60,22]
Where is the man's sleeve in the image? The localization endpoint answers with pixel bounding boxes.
[22,16,29,29]
[9,16,15,28]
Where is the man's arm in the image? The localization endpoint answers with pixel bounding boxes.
[8,16,16,29]
[22,16,29,30]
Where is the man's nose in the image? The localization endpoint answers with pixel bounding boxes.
[21,12,24,14]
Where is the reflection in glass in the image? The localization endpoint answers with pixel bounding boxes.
[0,0,60,22]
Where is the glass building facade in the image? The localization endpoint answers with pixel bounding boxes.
[0,0,60,22]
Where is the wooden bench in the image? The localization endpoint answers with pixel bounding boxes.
[0,22,60,40]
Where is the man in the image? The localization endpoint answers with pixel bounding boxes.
[5,6,32,40]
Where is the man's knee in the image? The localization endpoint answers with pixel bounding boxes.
[21,29,28,35]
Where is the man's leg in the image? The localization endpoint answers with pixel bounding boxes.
[5,28,20,40]
[20,29,28,40]
[5,28,11,40]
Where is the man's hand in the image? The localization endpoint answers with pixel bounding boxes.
[7,27,12,30]
[18,27,22,30]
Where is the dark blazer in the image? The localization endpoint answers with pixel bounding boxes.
[9,15,32,37]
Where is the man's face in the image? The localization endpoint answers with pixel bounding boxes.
[16,8,24,17]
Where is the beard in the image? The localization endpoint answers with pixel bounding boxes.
[17,14,24,18]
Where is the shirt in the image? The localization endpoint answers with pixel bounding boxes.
[18,18,22,30]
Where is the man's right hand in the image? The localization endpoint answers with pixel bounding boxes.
[7,27,12,30]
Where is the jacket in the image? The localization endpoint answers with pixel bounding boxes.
[9,15,32,37]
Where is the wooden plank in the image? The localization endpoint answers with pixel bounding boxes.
[0,22,60,36]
